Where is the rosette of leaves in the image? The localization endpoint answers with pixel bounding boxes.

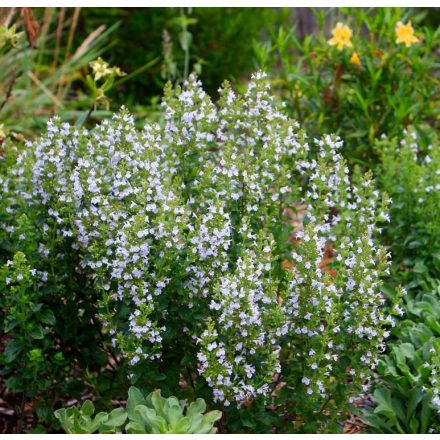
[54,387,222,434]
[125,387,222,434]
[54,400,127,434]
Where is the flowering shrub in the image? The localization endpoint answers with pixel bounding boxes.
[0,251,62,429]
[1,72,395,432]
[0,140,113,431]
[377,130,440,285]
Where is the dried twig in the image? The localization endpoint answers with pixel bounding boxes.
[20,7,40,48]
[27,71,64,109]
[72,25,106,61]
[0,69,18,114]
[52,7,66,68]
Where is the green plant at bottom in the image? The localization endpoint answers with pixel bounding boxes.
[54,387,222,434]
[362,288,440,433]
[362,340,435,433]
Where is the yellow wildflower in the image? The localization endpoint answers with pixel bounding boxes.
[395,21,419,47]
[0,25,22,48]
[89,57,112,81]
[89,58,126,81]
[350,52,361,66]
[328,23,353,50]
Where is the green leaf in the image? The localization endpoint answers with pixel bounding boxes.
[127,386,146,419]
[172,416,190,433]
[81,400,95,418]
[179,31,192,51]
[167,403,184,429]
[373,388,397,422]
[187,398,206,417]
[197,410,222,433]
[85,74,96,92]
[4,317,18,332]
[94,412,110,426]
[4,340,21,362]
[75,110,89,127]
[39,309,56,325]
[151,390,167,417]
[54,408,68,427]
[30,325,45,340]
[188,413,204,433]
[413,260,428,274]
[135,405,167,433]
[406,387,424,424]
[106,408,127,427]
[409,416,419,433]
[420,396,432,433]
[125,421,145,434]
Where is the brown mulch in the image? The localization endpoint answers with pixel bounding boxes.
[342,394,374,434]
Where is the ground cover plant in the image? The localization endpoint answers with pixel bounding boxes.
[55,387,222,433]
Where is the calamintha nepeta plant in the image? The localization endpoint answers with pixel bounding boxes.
[2,72,396,432]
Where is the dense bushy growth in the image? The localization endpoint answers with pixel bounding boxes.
[360,131,440,433]
[377,130,440,278]
[1,73,395,432]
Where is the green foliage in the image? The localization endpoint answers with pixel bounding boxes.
[55,399,127,434]
[376,130,440,282]
[78,7,289,103]
[0,136,120,431]
[362,335,435,433]
[2,7,439,434]
[254,7,440,165]
[55,387,222,434]
[0,248,73,430]
[362,289,440,433]
[0,10,117,139]
[4,72,394,433]
[357,125,440,433]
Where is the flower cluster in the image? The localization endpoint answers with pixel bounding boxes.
[328,19,420,68]
[197,231,282,406]
[377,129,440,260]
[3,72,393,425]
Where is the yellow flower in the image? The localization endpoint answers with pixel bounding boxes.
[328,23,353,50]
[0,25,22,48]
[395,21,419,47]
[350,52,361,66]
[89,58,126,81]
[89,57,113,81]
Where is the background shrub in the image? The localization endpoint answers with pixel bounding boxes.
[253,8,440,165]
